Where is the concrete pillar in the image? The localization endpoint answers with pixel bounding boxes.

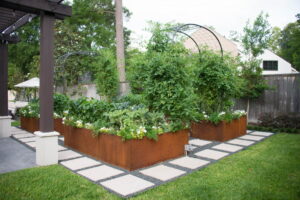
[34,13,59,166]
[0,41,11,138]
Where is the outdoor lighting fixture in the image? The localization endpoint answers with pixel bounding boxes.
[28,15,33,22]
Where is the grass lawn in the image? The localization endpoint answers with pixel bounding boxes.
[11,120,20,127]
[0,133,299,200]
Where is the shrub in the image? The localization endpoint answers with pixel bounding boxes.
[258,113,300,129]
[191,50,243,115]
[141,25,196,122]
[54,93,70,118]
[19,100,39,118]
[67,97,113,124]
[93,49,119,102]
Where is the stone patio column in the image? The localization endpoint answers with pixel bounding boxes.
[34,13,59,166]
[0,40,11,138]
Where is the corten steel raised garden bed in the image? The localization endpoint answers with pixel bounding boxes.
[54,118,65,135]
[191,116,247,142]
[20,116,65,135]
[64,125,189,171]
[20,116,39,133]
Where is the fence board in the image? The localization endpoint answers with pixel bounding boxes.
[234,74,300,123]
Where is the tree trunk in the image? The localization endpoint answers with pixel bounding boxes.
[246,98,250,124]
[115,0,129,97]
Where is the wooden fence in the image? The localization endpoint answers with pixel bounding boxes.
[234,73,300,123]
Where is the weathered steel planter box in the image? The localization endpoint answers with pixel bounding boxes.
[54,118,65,135]
[191,116,247,142]
[20,116,65,135]
[64,125,189,171]
[20,116,39,133]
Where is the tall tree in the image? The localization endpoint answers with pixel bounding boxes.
[8,0,132,93]
[268,26,282,54]
[279,14,300,71]
[240,12,270,119]
[115,0,128,96]
[241,12,271,59]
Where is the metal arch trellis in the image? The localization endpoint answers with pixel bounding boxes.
[54,51,99,94]
[169,23,224,58]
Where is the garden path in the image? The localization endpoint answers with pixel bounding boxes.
[9,127,273,198]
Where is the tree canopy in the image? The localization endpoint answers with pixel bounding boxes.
[279,14,300,71]
[8,0,131,90]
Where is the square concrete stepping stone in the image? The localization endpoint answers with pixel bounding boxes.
[58,150,82,160]
[78,165,124,181]
[12,130,28,134]
[195,149,229,160]
[250,131,273,137]
[13,133,34,139]
[169,156,210,169]
[26,142,36,148]
[140,165,185,181]
[240,135,264,141]
[227,139,255,146]
[101,174,154,196]
[212,143,243,152]
[58,145,67,151]
[189,139,212,146]
[18,137,36,143]
[61,157,100,170]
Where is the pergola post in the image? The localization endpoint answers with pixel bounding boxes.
[0,41,11,138]
[34,13,59,166]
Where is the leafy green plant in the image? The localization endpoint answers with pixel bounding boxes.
[19,101,39,118]
[53,93,70,118]
[141,25,196,122]
[191,50,243,115]
[196,110,247,125]
[67,97,113,124]
[93,49,119,102]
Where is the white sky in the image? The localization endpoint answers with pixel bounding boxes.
[123,0,300,48]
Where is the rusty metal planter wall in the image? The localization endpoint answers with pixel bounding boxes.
[20,116,39,133]
[20,116,64,135]
[54,118,65,135]
[191,116,247,142]
[64,125,189,171]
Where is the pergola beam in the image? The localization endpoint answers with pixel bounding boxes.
[2,14,37,34]
[0,33,20,43]
[0,0,72,18]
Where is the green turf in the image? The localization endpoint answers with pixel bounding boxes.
[11,120,20,127]
[0,133,299,200]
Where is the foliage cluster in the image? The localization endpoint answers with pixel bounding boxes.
[62,96,186,140]
[247,125,300,134]
[92,49,119,101]
[258,113,300,130]
[129,24,196,123]
[195,110,247,125]
[191,50,242,114]
[20,94,70,118]
[128,24,246,124]
[19,100,39,118]
[279,14,300,71]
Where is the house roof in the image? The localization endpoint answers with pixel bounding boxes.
[183,28,239,57]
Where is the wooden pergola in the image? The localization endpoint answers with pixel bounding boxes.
[0,0,72,165]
